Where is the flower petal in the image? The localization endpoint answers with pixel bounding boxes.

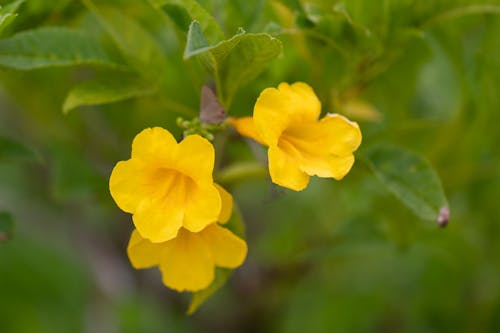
[109,159,149,213]
[174,134,215,183]
[133,195,184,243]
[300,154,355,179]
[131,127,177,161]
[320,114,362,156]
[230,117,266,145]
[327,154,356,180]
[200,224,247,268]
[254,82,321,146]
[183,183,221,232]
[268,145,309,191]
[127,229,164,269]
[159,229,215,292]
[214,184,233,224]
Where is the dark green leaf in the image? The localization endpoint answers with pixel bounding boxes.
[83,1,166,81]
[363,143,449,224]
[0,136,38,162]
[150,0,224,44]
[187,268,231,315]
[0,212,14,242]
[0,27,123,70]
[184,21,282,107]
[63,75,156,114]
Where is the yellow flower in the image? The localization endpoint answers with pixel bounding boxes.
[109,127,222,243]
[232,82,362,191]
[127,187,247,292]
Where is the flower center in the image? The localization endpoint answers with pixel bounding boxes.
[149,168,196,204]
[277,123,321,161]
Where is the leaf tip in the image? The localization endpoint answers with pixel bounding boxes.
[184,20,209,59]
[62,99,73,115]
[437,206,450,228]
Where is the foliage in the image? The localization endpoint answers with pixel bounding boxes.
[0,0,499,332]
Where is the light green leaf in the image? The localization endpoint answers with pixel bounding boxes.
[184,20,211,57]
[0,27,123,70]
[215,161,267,187]
[363,143,449,225]
[185,21,282,107]
[83,0,167,81]
[0,136,38,162]
[0,0,25,35]
[187,203,246,314]
[150,0,224,44]
[63,75,155,114]
[0,211,14,242]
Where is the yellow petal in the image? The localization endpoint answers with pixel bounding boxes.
[133,195,184,243]
[174,134,215,183]
[326,154,355,180]
[109,159,149,213]
[253,82,321,146]
[200,224,247,268]
[183,183,221,232]
[320,114,362,155]
[127,229,164,269]
[268,145,309,191]
[159,229,215,292]
[299,154,355,179]
[214,184,233,224]
[230,117,266,145]
[131,127,177,161]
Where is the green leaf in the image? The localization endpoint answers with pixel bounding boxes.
[83,1,167,81]
[150,0,224,44]
[363,143,449,225]
[420,5,500,29]
[184,20,210,56]
[187,268,231,315]
[0,212,14,242]
[215,161,267,187]
[0,136,38,162]
[63,75,155,114]
[187,203,246,314]
[0,27,123,70]
[185,21,282,107]
[0,0,25,35]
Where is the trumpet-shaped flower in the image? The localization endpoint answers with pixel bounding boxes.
[232,82,362,191]
[110,127,222,243]
[127,189,247,292]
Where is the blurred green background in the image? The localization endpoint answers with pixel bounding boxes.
[0,0,499,332]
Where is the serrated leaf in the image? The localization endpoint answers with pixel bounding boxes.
[185,21,282,107]
[63,75,155,114]
[150,0,224,44]
[0,212,14,242]
[0,136,38,162]
[0,0,25,35]
[363,143,449,224]
[83,1,166,81]
[187,203,246,314]
[0,27,123,70]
